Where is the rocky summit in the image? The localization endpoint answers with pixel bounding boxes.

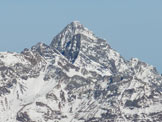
[0,21,162,122]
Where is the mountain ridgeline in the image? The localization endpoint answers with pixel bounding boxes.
[0,21,162,122]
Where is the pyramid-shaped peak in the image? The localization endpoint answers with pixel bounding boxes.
[50,21,98,63]
[50,21,101,51]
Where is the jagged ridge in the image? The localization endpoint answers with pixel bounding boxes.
[0,21,161,122]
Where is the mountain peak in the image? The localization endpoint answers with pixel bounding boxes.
[50,21,119,66]
[50,21,96,61]
[50,21,126,74]
[50,21,102,64]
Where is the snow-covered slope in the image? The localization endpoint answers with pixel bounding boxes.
[0,21,162,122]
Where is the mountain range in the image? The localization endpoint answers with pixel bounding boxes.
[0,21,162,122]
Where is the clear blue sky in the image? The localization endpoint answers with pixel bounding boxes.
[0,0,162,73]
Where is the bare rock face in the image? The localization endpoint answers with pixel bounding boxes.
[0,21,162,122]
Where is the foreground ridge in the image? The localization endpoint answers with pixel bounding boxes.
[0,21,162,122]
